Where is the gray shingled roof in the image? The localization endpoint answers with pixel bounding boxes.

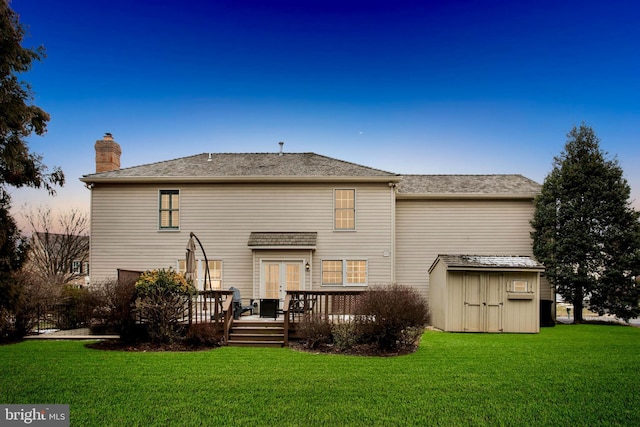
[434,254,544,270]
[81,152,397,182]
[248,232,317,248]
[397,174,541,196]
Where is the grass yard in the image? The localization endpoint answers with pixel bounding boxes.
[1,324,639,426]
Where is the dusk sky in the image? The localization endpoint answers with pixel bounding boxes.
[9,0,640,230]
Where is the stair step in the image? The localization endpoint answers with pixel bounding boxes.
[232,327,284,335]
[229,333,284,341]
[233,321,284,328]
[227,340,284,348]
[226,319,285,347]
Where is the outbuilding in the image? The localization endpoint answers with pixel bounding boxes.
[428,255,544,333]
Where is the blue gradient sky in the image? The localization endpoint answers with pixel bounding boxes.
[9,0,640,229]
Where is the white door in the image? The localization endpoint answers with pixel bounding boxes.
[262,261,303,300]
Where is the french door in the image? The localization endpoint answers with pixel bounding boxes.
[262,261,303,300]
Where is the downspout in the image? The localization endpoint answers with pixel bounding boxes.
[390,182,397,284]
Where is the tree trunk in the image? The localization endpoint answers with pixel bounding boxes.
[573,286,584,324]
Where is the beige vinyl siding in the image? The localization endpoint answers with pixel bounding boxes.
[89,182,394,298]
[395,198,540,299]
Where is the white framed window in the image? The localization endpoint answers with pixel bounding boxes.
[321,259,368,286]
[177,259,222,290]
[159,190,180,230]
[205,260,222,290]
[334,189,355,231]
[83,262,90,275]
[72,260,81,275]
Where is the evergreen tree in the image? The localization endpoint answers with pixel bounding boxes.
[532,124,640,322]
[0,0,64,260]
[0,0,64,340]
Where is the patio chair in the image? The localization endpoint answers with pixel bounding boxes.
[230,287,254,319]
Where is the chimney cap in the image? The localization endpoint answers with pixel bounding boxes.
[104,132,113,140]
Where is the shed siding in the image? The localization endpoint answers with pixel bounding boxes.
[502,272,540,333]
[396,198,540,298]
[90,182,394,298]
[430,263,540,333]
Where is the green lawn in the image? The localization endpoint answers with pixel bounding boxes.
[1,324,638,426]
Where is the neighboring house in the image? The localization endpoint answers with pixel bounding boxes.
[25,232,90,288]
[81,134,553,329]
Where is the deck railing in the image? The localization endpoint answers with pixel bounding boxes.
[188,290,234,328]
[283,290,365,345]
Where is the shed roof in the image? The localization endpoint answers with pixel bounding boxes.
[397,175,541,199]
[430,254,544,272]
[81,152,398,183]
[248,232,318,249]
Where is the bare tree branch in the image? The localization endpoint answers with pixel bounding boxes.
[21,206,89,286]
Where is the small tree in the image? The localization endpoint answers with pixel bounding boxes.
[532,124,640,322]
[134,268,195,344]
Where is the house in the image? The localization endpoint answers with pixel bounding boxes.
[81,134,553,331]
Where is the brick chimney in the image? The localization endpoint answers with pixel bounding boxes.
[95,133,121,173]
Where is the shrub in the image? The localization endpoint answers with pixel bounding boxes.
[134,268,195,344]
[56,285,98,330]
[0,272,39,343]
[356,284,430,351]
[185,323,223,347]
[91,278,139,341]
[297,316,332,349]
[331,322,362,351]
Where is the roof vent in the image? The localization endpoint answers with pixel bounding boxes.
[207,153,212,162]
[278,141,284,156]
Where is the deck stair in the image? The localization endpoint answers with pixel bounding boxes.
[227,319,285,347]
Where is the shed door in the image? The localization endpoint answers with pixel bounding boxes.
[463,273,504,332]
[485,274,503,332]
[463,273,483,332]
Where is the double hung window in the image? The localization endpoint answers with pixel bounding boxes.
[334,189,355,230]
[159,190,180,230]
[321,259,367,286]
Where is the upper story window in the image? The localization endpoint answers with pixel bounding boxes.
[334,189,355,230]
[159,190,180,230]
